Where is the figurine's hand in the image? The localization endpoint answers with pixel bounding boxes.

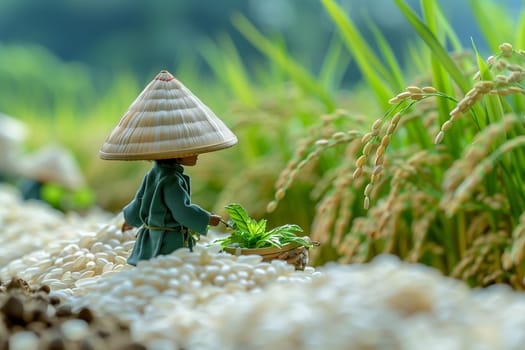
[208,214,221,226]
[121,221,133,232]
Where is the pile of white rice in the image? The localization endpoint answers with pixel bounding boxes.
[2,184,525,350]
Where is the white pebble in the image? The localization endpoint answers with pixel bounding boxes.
[9,331,39,350]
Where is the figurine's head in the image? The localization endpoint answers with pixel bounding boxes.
[175,155,198,166]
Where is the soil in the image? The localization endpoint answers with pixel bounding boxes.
[0,277,146,350]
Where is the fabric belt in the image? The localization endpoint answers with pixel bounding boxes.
[143,225,196,249]
[143,225,184,232]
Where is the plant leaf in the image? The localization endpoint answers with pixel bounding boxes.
[257,218,267,233]
[321,0,394,108]
[231,13,335,111]
[394,0,469,93]
[247,219,264,235]
[225,203,251,232]
[266,224,303,236]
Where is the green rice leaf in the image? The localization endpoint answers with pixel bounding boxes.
[364,15,405,91]
[468,0,515,52]
[517,11,525,49]
[432,1,462,52]
[321,0,393,107]
[319,34,351,91]
[231,13,334,111]
[394,0,470,93]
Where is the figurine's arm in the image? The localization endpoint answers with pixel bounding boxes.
[164,177,211,235]
[122,175,148,230]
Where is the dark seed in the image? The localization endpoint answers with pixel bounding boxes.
[39,285,51,294]
[79,338,95,350]
[97,329,110,338]
[55,305,72,317]
[1,296,25,326]
[119,343,148,350]
[6,277,30,292]
[76,307,94,324]
[46,337,66,350]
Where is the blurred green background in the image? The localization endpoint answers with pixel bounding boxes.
[0,0,518,211]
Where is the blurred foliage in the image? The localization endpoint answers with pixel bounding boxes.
[1,0,525,289]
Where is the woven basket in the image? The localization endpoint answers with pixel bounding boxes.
[224,242,310,270]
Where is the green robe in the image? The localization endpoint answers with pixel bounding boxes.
[124,160,210,265]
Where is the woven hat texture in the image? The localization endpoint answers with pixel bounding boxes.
[100,70,237,160]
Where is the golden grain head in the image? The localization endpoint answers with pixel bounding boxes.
[499,42,513,52]
[374,154,384,167]
[370,173,382,184]
[375,145,386,158]
[441,120,453,132]
[352,167,363,180]
[363,142,374,156]
[508,71,525,82]
[372,165,384,175]
[321,114,334,123]
[380,135,390,147]
[275,188,286,201]
[361,132,373,144]
[449,105,462,117]
[421,86,438,93]
[391,113,402,125]
[315,139,330,147]
[266,201,278,213]
[396,91,412,100]
[386,123,396,135]
[364,184,373,197]
[497,89,513,96]
[388,97,400,104]
[372,119,383,131]
[332,131,346,140]
[363,196,370,210]
[508,87,525,94]
[288,168,299,181]
[496,60,508,70]
[476,80,495,92]
[406,86,422,93]
[355,155,367,168]
[434,131,445,144]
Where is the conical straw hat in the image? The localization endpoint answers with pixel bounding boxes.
[0,113,27,172]
[99,70,237,160]
[17,145,85,189]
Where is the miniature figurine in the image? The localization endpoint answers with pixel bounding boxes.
[99,70,237,266]
[0,113,27,183]
[17,145,88,210]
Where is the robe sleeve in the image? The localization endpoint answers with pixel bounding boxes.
[122,175,147,228]
[163,176,210,235]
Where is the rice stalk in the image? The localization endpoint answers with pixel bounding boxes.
[445,136,525,217]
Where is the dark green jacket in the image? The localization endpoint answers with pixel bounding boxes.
[124,160,210,265]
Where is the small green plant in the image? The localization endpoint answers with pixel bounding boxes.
[214,203,311,249]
